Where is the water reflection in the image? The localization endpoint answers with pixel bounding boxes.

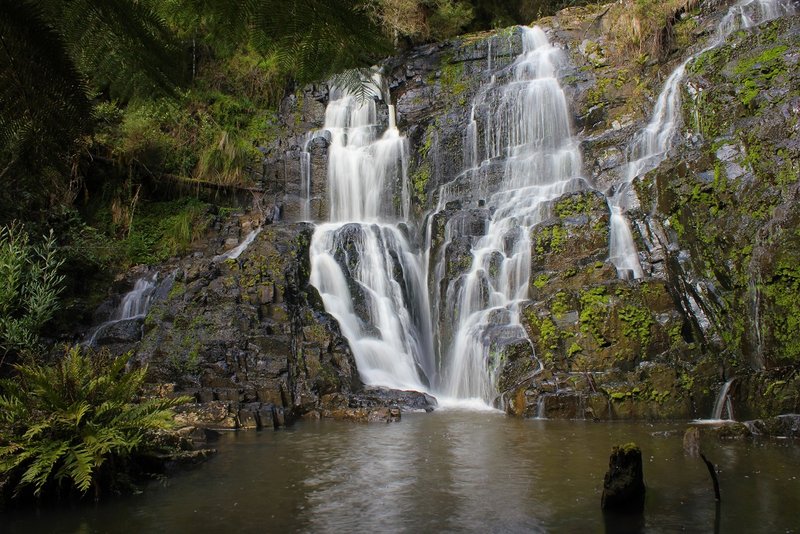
[4,413,799,533]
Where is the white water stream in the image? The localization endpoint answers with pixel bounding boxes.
[216,227,261,261]
[607,0,796,279]
[711,378,736,420]
[85,273,157,346]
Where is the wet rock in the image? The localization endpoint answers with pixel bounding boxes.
[601,443,646,512]
[743,414,800,438]
[173,402,238,430]
[92,318,144,345]
[349,386,438,412]
[710,422,752,440]
[129,223,361,430]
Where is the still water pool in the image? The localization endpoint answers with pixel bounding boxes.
[4,411,799,533]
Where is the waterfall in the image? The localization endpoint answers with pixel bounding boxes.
[309,85,435,392]
[116,275,157,320]
[306,1,794,405]
[85,273,157,346]
[300,134,313,222]
[433,27,584,403]
[216,228,261,261]
[606,0,796,280]
[711,378,735,420]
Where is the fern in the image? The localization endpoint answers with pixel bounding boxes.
[0,346,191,499]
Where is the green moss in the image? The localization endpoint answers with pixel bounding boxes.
[168,281,186,300]
[539,317,558,351]
[762,262,800,362]
[561,267,577,279]
[619,305,654,345]
[579,286,609,346]
[535,224,567,255]
[551,291,570,319]
[586,77,610,108]
[440,62,468,96]
[411,163,431,204]
[554,193,596,218]
[533,274,550,289]
[679,372,694,392]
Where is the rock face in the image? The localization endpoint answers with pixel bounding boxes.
[88,1,800,422]
[133,223,366,428]
[601,443,646,512]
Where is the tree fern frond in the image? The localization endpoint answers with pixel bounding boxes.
[250,0,391,83]
[0,0,92,189]
[329,68,383,103]
[50,0,186,100]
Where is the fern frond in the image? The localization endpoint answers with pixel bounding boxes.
[47,0,186,100]
[19,441,69,496]
[60,444,95,493]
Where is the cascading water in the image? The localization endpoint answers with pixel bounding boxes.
[606,0,796,280]
[309,84,435,392]
[433,27,584,403]
[217,228,261,261]
[711,378,736,421]
[307,0,795,406]
[85,273,157,346]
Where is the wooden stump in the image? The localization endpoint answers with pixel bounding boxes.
[601,442,646,513]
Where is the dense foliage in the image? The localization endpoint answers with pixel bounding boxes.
[0,223,64,366]
[0,347,190,501]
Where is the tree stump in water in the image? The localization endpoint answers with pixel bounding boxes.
[601,442,646,513]
[683,427,700,457]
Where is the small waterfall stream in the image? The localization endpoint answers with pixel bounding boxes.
[85,273,157,346]
[711,378,736,420]
[607,0,796,279]
[216,228,262,261]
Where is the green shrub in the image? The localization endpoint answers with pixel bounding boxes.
[0,347,190,501]
[0,223,64,365]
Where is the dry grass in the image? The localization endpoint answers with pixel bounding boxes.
[605,0,699,62]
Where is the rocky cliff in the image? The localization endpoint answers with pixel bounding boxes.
[91,0,800,424]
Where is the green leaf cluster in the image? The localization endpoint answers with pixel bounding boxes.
[0,347,190,500]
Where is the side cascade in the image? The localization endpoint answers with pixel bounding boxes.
[85,273,157,346]
[607,0,796,279]
[308,81,435,392]
[431,26,584,404]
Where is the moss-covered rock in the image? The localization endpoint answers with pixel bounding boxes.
[133,223,362,428]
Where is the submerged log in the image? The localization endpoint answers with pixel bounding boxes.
[601,442,646,513]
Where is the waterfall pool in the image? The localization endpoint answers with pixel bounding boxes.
[5,412,798,533]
